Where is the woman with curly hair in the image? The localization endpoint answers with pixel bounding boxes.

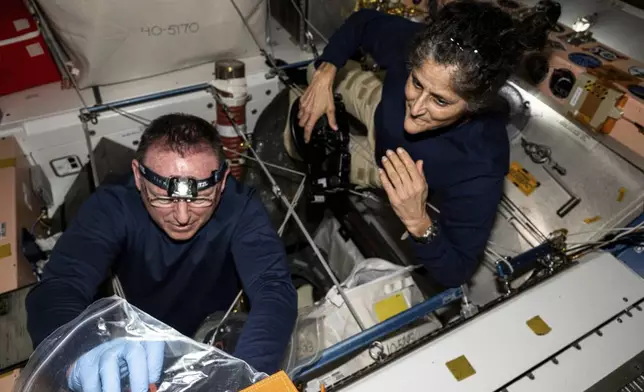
[285,0,557,287]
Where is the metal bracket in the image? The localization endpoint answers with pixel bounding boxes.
[78,110,100,189]
[305,31,319,60]
[79,110,99,125]
[260,50,281,81]
[459,284,479,319]
[368,341,386,362]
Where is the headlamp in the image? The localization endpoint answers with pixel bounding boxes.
[138,160,228,199]
[168,177,199,198]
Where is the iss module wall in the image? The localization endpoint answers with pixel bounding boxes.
[13,297,267,392]
[36,0,266,87]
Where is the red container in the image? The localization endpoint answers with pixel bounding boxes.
[0,0,60,96]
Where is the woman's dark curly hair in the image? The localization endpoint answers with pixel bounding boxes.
[409,0,557,111]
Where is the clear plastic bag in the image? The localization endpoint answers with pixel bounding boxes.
[281,306,326,377]
[193,311,248,352]
[14,296,267,392]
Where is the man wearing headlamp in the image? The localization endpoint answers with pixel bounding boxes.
[26,113,298,392]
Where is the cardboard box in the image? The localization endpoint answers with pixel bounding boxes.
[241,371,298,392]
[0,136,41,295]
[0,369,20,392]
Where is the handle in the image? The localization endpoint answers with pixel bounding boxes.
[551,162,567,176]
[543,165,575,197]
[557,197,581,218]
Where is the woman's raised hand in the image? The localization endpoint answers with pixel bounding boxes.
[298,62,338,142]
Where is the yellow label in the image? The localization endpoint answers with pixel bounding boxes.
[446,355,476,381]
[374,293,409,322]
[617,187,626,202]
[241,371,298,392]
[507,161,539,196]
[576,113,592,127]
[0,158,16,169]
[0,243,11,259]
[527,315,552,336]
[584,216,601,224]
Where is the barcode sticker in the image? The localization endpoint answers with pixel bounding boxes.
[13,19,30,32]
[569,86,583,107]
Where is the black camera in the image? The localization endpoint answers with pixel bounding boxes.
[289,94,351,203]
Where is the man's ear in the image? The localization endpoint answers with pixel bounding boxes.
[131,159,142,191]
[220,166,231,193]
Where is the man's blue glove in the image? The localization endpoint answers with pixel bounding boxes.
[67,338,165,392]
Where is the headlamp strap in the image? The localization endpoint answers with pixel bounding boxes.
[137,160,228,197]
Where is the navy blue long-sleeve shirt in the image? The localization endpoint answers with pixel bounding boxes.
[320,9,510,287]
[26,176,298,374]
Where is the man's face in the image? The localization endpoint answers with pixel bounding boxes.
[132,145,229,241]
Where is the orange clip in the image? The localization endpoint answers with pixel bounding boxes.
[321,385,326,392]
[149,384,158,392]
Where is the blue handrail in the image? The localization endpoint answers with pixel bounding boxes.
[293,286,463,381]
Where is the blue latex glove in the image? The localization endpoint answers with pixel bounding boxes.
[67,338,165,392]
